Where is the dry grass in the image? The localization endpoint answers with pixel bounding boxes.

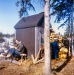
[0,58,44,75]
[0,58,72,75]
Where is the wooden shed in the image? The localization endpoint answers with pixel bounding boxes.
[14,12,52,56]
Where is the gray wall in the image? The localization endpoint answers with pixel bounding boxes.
[35,27,44,57]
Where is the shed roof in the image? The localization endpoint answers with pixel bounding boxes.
[14,12,44,29]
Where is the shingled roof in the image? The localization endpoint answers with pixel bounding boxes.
[14,12,44,29]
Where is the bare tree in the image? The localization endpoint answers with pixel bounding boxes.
[44,0,51,75]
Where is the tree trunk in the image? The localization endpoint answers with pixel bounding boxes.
[68,16,71,56]
[71,1,74,56]
[44,0,51,75]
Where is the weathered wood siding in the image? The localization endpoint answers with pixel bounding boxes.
[15,27,35,56]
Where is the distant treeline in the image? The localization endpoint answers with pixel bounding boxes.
[0,32,15,39]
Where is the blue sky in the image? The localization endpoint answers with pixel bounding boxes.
[0,0,19,34]
[0,0,65,35]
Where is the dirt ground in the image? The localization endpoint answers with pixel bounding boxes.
[0,58,44,75]
[0,57,74,75]
[57,57,74,75]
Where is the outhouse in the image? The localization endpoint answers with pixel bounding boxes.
[14,12,52,56]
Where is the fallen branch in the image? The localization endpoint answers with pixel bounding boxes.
[31,49,44,64]
[31,54,44,64]
[34,57,44,64]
